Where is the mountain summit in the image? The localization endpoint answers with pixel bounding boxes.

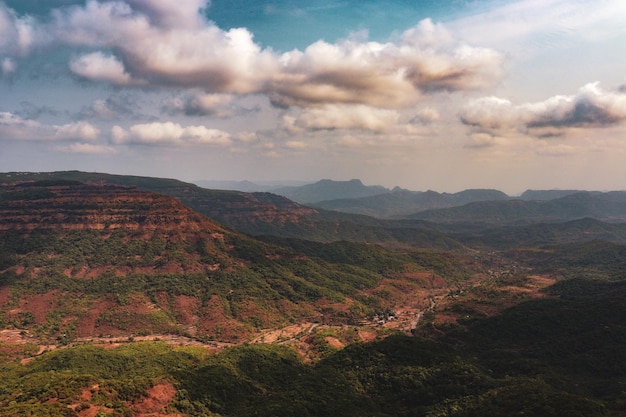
[272,179,389,204]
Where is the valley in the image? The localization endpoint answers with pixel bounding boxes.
[0,172,624,417]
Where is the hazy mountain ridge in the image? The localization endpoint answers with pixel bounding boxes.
[272,178,390,204]
[454,217,626,249]
[408,191,626,225]
[314,188,511,218]
[519,189,593,200]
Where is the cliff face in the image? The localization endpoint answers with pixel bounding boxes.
[0,182,226,233]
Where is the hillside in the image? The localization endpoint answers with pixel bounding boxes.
[0,171,466,249]
[0,175,625,417]
[0,279,623,417]
[0,180,471,345]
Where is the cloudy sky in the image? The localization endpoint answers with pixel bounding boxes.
[1,0,626,194]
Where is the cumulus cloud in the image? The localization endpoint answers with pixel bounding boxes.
[292,104,400,131]
[111,122,232,146]
[0,112,100,141]
[270,19,503,108]
[70,52,134,85]
[27,1,502,107]
[460,82,626,135]
[55,121,100,140]
[53,0,278,93]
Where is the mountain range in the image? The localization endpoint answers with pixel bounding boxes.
[0,171,625,417]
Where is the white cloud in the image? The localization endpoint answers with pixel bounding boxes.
[460,82,626,134]
[112,122,232,146]
[294,104,400,131]
[55,121,101,141]
[53,0,278,93]
[38,1,503,107]
[271,19,503,108]
[1,0,506,127]
[59,143,117,155]
[0,4,42,57]
[0,112,43,140]
[70,52,134,85]
[0,112,100,141]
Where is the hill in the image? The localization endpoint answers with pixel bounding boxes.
[0,171,466,249]
[0,279,623,417]
[519,189,592,200]
[315,188,510,218]
[0,174,625,417]
[453,217,626,249]
[272,179,389,204]
[0,180,472,344]
[407,192,626,225]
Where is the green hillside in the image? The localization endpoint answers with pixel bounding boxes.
[1,279,623,416]
[0,180,465,344]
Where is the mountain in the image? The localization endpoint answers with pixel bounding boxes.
[455,217,626,250]
[0,179,468,344]
[272,179,389,204]
[1,175,625,417]
[315,188,511,218]
[0,171,465,250]
[0,171,322,235]
[407,192,626,225]
[519,189,593,200]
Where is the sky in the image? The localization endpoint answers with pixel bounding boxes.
[1,0,626,194]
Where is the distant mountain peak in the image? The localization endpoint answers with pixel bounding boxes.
[272,179,389,204]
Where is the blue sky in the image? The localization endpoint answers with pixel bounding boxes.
[1,0,626,194]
